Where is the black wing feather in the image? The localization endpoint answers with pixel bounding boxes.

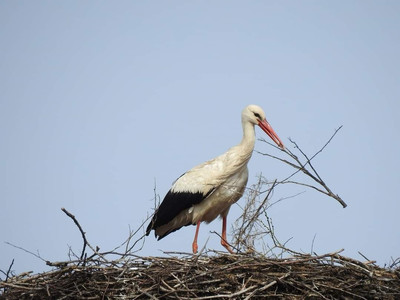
[146,189,214,239]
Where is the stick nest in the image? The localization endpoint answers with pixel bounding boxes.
[1,251,399,299]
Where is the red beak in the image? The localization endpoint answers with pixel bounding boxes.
[258,119,285,149]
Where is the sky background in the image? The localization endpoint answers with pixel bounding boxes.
[1,1,399,275]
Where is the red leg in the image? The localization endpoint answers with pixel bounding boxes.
[192,221,201,254]
[221,216,234,254]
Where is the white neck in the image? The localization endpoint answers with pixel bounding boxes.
[238,120,256,157]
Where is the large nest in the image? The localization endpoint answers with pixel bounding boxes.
[1,250,399,299]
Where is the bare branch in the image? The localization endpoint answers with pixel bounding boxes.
[4,242,47,263]
[61,208,88,262]
[60,208,110,266]
[0,259,14,282]
[258,126,347,208]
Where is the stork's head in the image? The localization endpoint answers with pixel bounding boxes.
[242,105,285,149]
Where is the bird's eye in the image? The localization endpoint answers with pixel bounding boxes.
[253,112,261,119]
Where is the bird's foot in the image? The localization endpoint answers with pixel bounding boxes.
[221,239,234,254]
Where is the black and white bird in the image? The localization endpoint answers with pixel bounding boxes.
[146,105,284,253]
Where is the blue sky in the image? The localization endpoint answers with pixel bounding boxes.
[1,1,399,274]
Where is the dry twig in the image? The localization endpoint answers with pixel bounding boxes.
[257,125,347,208]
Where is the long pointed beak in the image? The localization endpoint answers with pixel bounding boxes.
[258,119,285,149]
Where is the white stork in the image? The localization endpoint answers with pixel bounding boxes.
[146,104,284,253]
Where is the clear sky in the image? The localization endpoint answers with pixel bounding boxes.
[1,1,399,274]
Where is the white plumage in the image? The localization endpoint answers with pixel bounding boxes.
[146,104,284,253]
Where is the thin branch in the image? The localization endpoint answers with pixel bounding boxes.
[258,126,347,208]
[0,259,14,282]
[4,242,47,263]
[61,208,88,262]
[60,208,110,266]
